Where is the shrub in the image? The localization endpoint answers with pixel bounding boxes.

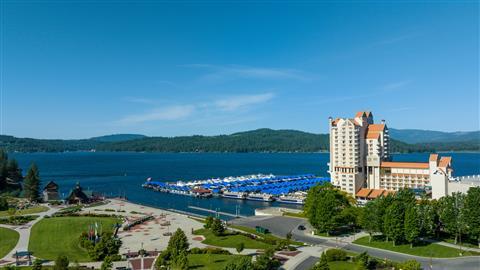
[54,255,69,270]
[325,248,347,262]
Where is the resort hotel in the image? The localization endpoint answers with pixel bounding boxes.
[328,111,452,200]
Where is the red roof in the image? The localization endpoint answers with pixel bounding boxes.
[381,162,429,169]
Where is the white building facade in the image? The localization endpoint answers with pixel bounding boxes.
[328,111,451,199]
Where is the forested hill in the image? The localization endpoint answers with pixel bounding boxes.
[1,129,479,153]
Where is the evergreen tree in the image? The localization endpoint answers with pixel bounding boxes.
[7,159,23,183]
[0,197,8,211]
[170,251,188,270]
[211,218,225,236]
[23,163,41,202]
[167,228,189,257]
[384,201,404,246]
[404,206,419,248]
[464,187,480,248]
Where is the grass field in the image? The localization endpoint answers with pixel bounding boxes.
[188,254,245,269]
[194,228,273,249]
[0,206,49,217]
[353,236,480,258]
[29,216,120,262]
[229,224,304,246]
[0,227,20,258]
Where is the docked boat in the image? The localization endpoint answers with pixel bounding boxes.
[246,193,274,202]
[276,195,304,204]
[221,191,246,200]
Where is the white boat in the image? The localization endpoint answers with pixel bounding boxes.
[221,191,246,200]
[246,193,274,202]
[277,195,305,205]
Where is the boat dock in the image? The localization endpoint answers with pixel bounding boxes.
[142,174,330,204]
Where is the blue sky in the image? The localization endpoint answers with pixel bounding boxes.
[2,1,479,139]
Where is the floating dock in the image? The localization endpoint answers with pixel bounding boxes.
[142,174,330,204]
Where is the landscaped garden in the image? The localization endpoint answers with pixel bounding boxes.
[28,216,120,262]
[0,227,19,258]
[187,254,244,270]
[0,205,49,217]
[353,236,480,258]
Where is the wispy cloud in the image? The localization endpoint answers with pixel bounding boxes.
[373,33,419,46]
[116,105,195,125]
[182,64,309,82]
[114,92,275,126]
[215,92,275,111]
[381,80,412,92]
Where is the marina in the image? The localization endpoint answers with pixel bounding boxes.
[142,174,330,204]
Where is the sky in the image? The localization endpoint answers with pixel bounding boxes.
[1,1,479,139]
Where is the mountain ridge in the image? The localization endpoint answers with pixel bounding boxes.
[0,128,478,153]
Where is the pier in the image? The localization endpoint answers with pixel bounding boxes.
[188,206,248,218]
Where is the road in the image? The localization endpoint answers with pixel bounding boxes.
[230,215,480,270]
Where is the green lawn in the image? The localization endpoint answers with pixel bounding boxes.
[188,254,245,270]
[353,236,480,258]
[328,261,357,270]
[0,227,19,258]
[29,216,120,262]
[194,228,273,250]
[229,224,304,246]
[0,206,49,217]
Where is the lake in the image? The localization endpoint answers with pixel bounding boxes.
[10,152,480,218]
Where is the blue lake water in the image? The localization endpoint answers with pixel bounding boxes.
[10,152,480,218]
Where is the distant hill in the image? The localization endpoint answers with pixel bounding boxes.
[1,128,478,153]
[389,128,480,144]
[90,134,147,142]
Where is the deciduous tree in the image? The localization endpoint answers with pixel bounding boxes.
[404,206,419,248]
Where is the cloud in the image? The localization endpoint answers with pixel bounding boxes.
[215,92,275,111]
[381,80,412,92]
[116,105,195,125]
[123,97,157,105]
[374,33,419,46]
[182,64,308,82]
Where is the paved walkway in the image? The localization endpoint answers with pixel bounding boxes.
[0,204,61,266]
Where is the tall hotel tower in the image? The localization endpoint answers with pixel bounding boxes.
[328,111,389,195]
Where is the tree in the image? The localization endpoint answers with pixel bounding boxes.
[464,187,480,247]
[204,216,214,229]
[311,252,329,270]
[360,200,380,242]
[224,256,254,270]
[32,259,43,270]
[404,206,419,248]
[168,228,189,257]
[439,193,466,244]
[23,163,41,202]
[384,201,404,246]
[305,183,350,234]
[211,218,225,236]
[101,256,113,270]
[236,242,244,254]
[170,251,188,270]
[0,197,8,211]
[417,197,438,238]
[54,255,69,270]
[7,159,23,184]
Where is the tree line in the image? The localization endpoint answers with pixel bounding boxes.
[2,129,478,153]
[305,183,480,248]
